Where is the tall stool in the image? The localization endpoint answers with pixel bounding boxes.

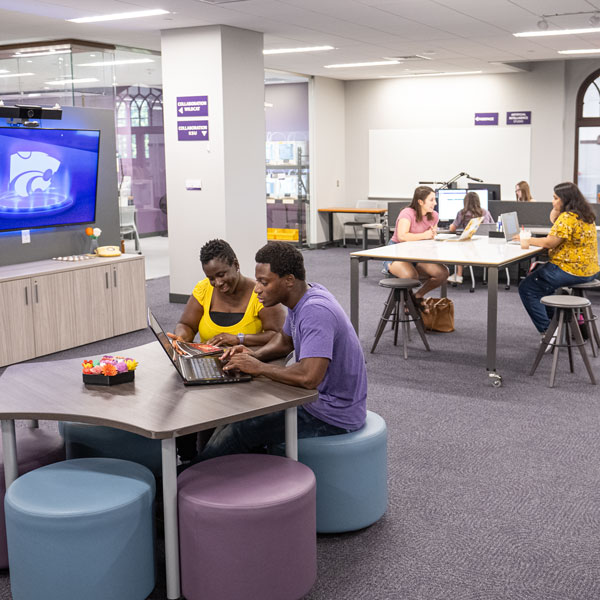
[570,279,600,356]
[0,427,65,569]
[298,410,388,533]
[529,295,596,388]
[5,458,156,600]
[178,454,316,600]
[371,278,430,359]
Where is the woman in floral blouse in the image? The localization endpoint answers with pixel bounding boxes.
[519,182,599,333]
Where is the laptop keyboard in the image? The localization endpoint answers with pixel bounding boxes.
[188,358,225,379]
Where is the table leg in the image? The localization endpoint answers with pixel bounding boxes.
[161,438,181,600]
[1,420,18,489]
[362,228,368,277]
[285,407,298,461]
[351,256,360,334]
[486,266,499,373]
[328,214,334,246]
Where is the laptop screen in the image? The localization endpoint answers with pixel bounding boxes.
[501,211,520,242]
[147,309,185,377]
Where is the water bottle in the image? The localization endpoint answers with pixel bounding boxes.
[497,215,503,232]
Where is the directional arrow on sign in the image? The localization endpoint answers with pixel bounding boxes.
[178,107,184,114]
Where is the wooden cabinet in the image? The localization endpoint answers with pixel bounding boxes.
[0,255,146,368]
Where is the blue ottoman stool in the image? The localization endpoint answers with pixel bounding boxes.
[298,410,388,533]
[60,422,162,477]
[5,458,156,600]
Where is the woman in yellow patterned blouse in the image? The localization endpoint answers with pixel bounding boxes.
[519,182,600,333]
[169,239,285,347]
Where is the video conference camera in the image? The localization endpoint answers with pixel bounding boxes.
[0,103,62,127]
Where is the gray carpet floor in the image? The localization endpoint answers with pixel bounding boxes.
[1,245,599,599]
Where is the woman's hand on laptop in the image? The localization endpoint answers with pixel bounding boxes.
[166,332,185,355]
[206,333,238,347]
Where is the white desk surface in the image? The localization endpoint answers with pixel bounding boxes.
[350,236,541,267]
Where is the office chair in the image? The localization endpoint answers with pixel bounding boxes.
[119,206,142,254]
[342,201,377,247]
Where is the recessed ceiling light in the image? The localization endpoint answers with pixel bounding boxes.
[324,60,400,69]
[558,48,600,54]
[0,72,35,78]
[77,58,155,67]
[381,70,483,78]
[264,45,334,55]
[514,26,600,37]
[67,9,169,24]
[45,78,99,85]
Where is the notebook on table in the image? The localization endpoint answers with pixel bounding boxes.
[435,217,484,242]
[500,212,521,245]
[147,309,252,386]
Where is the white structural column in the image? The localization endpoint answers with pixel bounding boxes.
[161,25,266,295]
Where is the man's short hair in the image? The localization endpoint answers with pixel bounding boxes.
[255,242,306,281]
[200,239,237,266]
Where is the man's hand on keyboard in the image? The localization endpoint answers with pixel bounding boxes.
[223,351,262,376]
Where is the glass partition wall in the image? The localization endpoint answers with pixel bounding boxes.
[0,40,166,235]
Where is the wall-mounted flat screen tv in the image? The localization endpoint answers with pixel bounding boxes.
[0,127,100,232]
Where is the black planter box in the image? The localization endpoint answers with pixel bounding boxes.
[83,371,135,386]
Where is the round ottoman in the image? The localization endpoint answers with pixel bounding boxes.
[60,422,162,477]
[0,427,65,569]
[298,410,388,533]
[178,454,316,600]
[5,458,156,600]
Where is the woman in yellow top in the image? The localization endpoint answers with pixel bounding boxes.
[168,238,285,347]
[518,182,599,333]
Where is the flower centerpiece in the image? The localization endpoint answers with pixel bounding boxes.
[85,227,102,254]
[82,355,138,386]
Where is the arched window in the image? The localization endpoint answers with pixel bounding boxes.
[575,69,600,203]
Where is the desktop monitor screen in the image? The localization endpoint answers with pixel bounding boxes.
[468,182,501,201]
[436,189,489,222]
[0,127,100,233]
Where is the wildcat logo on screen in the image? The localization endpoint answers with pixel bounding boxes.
[0,150,73,217]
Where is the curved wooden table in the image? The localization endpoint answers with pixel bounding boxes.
[0,342,317,600]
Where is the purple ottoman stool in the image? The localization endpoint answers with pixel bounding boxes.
[0,427,65,568]
[178,454,317,600]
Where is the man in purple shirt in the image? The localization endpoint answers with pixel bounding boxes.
[198,241,367,460]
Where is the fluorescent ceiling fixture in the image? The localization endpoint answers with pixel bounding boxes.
[264,102,273,108]
[45,78,99,85]
[0,70,8,74]
[13,49,71,58]
[0,72,35,78]
[324,60,400,69]
[381,70,483,78]
[558,48,600,54]
[263,45,334,55]
[514,26,600,37]
[77,58,155,67]
[67,9,169,23]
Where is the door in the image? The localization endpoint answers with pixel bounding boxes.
[0,278,35,366]
[111,259,147,336]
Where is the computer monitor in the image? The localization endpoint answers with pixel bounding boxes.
[468,182,501,201]
[436,188,489,223]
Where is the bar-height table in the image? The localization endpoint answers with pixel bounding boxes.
[318,207,387,246]
[0,342,317,600]
[350,237,542,386]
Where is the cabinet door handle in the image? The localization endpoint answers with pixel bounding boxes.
[34,283,39,304]
[25,286,28,306]
[105,272,109,289]
[113,269,117,288]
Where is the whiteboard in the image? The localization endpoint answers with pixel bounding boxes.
[369,127,531,199]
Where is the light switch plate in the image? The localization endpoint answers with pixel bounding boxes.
[21,230,30,244]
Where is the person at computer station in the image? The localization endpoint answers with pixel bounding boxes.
[385,185,449,312]
[447,191,495,284]
[518,182,599,334]
[168,238,285,349]
[515,180,535,202]
[185,241,367,462]
[167,238,286,463]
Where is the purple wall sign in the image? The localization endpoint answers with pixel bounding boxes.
[474,113,498,126]
[176,96,208,117]
[178,120,209,141]
[507,111,531,125]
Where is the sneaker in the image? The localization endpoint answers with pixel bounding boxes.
[447,273,463,284]
[541,332,557,353]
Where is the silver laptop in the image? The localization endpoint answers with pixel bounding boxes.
[147,309,251,386]
[501,212,521,244]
